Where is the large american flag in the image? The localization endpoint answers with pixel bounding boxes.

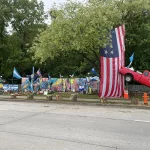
[99,25,125,98]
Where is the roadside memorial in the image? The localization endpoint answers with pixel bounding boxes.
[21,77,99,93]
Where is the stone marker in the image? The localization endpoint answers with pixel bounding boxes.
[10,94,16,99]
[131,98,139,105]
[56,94,62,100]
[26,94,34,100]
[70,94,77,102]
[46,95,53,101]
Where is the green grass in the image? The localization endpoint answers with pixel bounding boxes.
[77,93,99,99]
[35,92,144,100]
[48,92,99,99]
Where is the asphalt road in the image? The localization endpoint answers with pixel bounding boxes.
[0,101,150,150]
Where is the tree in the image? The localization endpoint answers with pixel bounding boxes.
[0,0,47,79]
[32,0,150,76]
[11,0,46,52]
[0,0,12,77]
[32,0,122,74]
[116,0,150,70]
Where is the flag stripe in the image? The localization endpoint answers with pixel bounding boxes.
[100,57,107,98]
[119,26,125,96]
[116,27,122,97]
[110,58,119,97]
[105,58,110,96]
[106,58,113,97]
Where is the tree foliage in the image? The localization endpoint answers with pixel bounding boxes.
[32,0,122,73]
[118,0,150,70]
[1,0,150,80]
[32,0,150,76]
[0,0,46,79]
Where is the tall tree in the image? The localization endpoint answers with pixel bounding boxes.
[32,0,150,75]
[11,0,46,53]
[117,0,150,70]
[0,0,12,77]
[1,0,47,79]
[32,0,122,74]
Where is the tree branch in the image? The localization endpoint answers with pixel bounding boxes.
[79,52,99,71]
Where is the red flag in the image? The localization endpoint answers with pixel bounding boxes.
[99,25,125,98]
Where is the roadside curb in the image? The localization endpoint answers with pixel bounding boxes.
[0,97,150,110]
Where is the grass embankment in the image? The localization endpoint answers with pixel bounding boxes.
[36,92,144,100]
[51,92,99,99]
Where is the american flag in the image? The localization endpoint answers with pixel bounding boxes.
[99,25,125,98]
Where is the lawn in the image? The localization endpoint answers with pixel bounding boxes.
[51,92,99,99]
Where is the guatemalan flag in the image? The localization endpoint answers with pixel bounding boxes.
[99,25,125,98]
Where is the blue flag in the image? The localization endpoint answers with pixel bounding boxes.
[127,53,134,68]
[91,68,97,75]
[129,53,134,63]
[13,67,22,79]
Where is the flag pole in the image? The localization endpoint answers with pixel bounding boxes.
[32,66,34,92]
[12,67,14,93]
[31,66,34,93]
[32,66,34,76]
[127,62,132,68]
[127,53,134,68]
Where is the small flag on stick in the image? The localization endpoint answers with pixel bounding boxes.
[37,69,42,77]
[13,67,22,79]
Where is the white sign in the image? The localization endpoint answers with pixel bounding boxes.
[44,91,48,95]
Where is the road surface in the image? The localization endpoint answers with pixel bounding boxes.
[0,101,150,150]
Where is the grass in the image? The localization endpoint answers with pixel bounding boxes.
[3,91,145,102]
[2,91,99,99]
[51,92,99,99]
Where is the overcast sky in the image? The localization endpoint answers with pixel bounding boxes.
[39,0,73,11]
[38,0,85,24]
[42,0,65,10]
[39,0,85,11]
